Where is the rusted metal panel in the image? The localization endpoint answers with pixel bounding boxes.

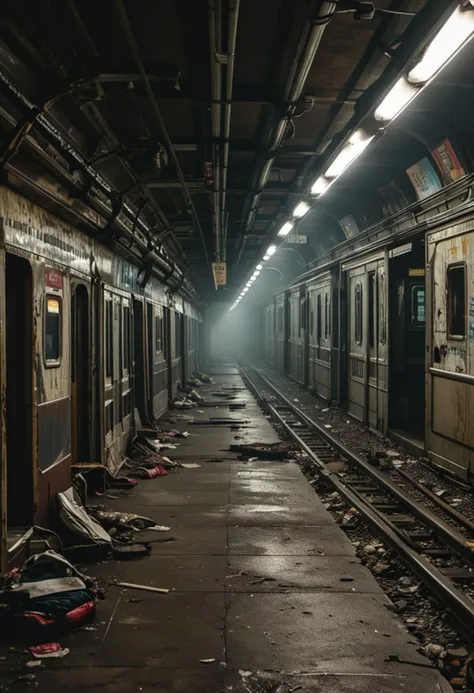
[426,223,474,478]
[0,187,90,275]
[37,396,71,471]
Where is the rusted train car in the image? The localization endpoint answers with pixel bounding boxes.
[0,186,202,558]
[261,174,474,483]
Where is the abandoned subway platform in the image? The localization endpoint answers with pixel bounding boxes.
[0,367,451,692]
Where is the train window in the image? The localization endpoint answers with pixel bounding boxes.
[310,308,314,336]
[447,265,466,338]
[105,300,113,378]
[324,293,329,340]
[155,315,162,357]
[45,295,61,364]
[354,282,363,345]
[411,286,425,327]
[379,272,387,344]
[123,306,130,372]
[175,312,181,358]
[368,274,375,348]
[316,294,322,342]
[277,306,283,333]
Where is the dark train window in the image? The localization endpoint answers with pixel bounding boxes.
[277,306,284,333]
[105,300,113,378]
[123,305,130,371]
[155,315,162,357]
[447,265,466,338]
[45,295,61,364]
[355,282,363,345]
[310,308,314,336]
[368,274,375,348]
[379,272,387,344]
[411,286,425,327]
[175,312,181,358]
[316,294,322,342]
[324,293,329,340]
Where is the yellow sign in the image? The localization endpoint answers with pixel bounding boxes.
[212,262,227,288]
[408,268,425,277]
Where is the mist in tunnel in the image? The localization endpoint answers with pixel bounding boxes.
[205,302,257,363]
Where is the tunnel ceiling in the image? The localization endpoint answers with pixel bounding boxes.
[0,0,454,301]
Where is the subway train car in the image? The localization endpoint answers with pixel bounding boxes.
[0,186,202,546]
[261,172,474,482]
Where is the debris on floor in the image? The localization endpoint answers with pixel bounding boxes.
[0,550,98,644]
[229,441,292,460]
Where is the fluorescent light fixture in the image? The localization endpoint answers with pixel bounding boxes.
[292,201,310,218]
[256,263,263,270]
[246,281,252,287]
[267,244,277,257]
[311,176,329,196]
[325,129,374,179]
[277,221,294,238]
[243,287,249,293]
[263,253,270,261]
[374,77,419,123]
[252,270,261,278]
[408,5,474,85]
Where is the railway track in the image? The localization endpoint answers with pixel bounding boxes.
[239,362,474,639]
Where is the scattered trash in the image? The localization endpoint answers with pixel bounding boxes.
[148,525,171,532]
[88,509,156,532]
[25,661,41,669]
[372,562,390,576]
[341,507,359,527]
[386,450,401,458]
[115,581,170,594]
[321,408,329,413]
[112,543,151,560]
[324,424,332,429]
[422,643,446,660]
[29,643,69,659]
[18,673,38,686]
[199,658,216,663]
[180,463,202,469]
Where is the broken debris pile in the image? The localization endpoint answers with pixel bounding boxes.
[229,441,292,460]
[125,434,178,478]
[0,550,98,643]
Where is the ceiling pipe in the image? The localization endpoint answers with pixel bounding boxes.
[209,0,222,261]
[221,0,240,262]
[115,0,210,268]
[234,1,337,268]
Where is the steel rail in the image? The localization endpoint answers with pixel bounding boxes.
[242,363,474,563]
[238,363,474,639]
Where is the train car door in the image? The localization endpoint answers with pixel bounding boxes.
[71,282,91,464]
[388,240,426,438]
[146,301,168,419]
[345,254,387,431]
[5,254,34,528]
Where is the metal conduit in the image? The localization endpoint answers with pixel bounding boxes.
[235,1,337,268]
[209,0,240,263]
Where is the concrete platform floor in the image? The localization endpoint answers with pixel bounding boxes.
[2,367,452,692]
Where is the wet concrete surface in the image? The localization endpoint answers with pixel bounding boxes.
[1,366,452,692]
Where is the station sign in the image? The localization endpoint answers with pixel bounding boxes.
[45,267,63,289]
[212,262,227,288]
